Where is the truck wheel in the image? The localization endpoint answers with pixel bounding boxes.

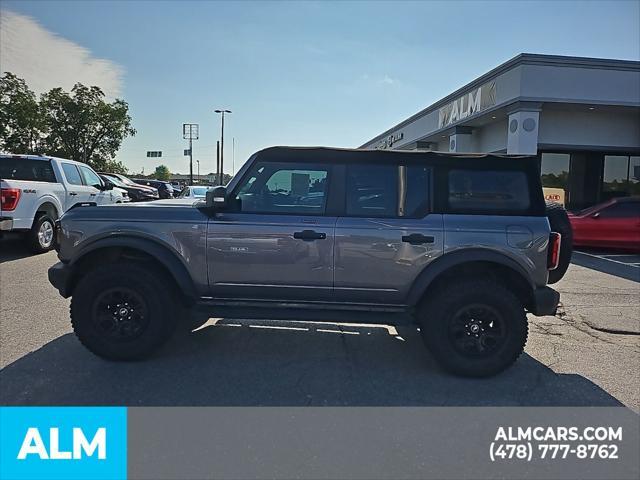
[418,280,528,377]
[545,201,572,284]
[70,263,177,360]
[27,213,55,253]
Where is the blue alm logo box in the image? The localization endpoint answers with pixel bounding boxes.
[0,407,127,480]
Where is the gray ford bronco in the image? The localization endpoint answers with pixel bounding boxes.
[49,147,569,377]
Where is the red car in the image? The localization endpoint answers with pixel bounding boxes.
[568,197,640,251]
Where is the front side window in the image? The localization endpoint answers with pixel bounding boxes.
[79,166,102,188]
[599,202,640,218]
[345,164,430,218]
[235,163,329,214]
[448,169,530,213]
[61,163,83,185]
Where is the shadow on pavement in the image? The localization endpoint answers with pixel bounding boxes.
[0,319,623,407]
[0,237,38,263]
[572,250,640,282]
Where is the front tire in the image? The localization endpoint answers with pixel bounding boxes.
[418,280,528,377]
[70,263,176,360]
[28,214,55,253]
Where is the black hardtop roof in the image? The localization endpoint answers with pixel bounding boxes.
[253,146,537,167]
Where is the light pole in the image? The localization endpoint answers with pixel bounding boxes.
[196,160,200,182]
[214,109,231,185]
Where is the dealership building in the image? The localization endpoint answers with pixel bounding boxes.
[360,54,640,210]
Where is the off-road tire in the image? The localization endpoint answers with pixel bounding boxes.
[545,201,572,284]
[27,213,55,253]
[418,280,528,377]
[70,263,177,360]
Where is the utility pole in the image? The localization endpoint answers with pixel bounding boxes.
[232,137,235,176]
[182,123,199,185]
[214,109,231,185]
[197,160,200,182]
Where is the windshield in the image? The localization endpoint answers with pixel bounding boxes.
[191,186,208,197]
[102,175,128,188]
[118,175,137,185]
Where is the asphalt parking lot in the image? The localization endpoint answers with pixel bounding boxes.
[1,239,638,410]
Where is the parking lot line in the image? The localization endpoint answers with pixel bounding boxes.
[574,250,640,268]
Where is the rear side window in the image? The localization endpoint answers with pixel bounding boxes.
[0,158,57,183]
[61,163,83,185]
[448,169,530,213]
[346,164,430,218]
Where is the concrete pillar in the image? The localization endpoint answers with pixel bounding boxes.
[448,127,473,153]
[507,110,540,155]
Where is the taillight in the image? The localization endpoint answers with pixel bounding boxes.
[0,188,21,211]
[548,232,561,270]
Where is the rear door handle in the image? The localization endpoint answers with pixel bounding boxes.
[402,233,435,245]
[293,230,326,241]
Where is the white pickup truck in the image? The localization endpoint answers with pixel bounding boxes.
[1,154,126,253]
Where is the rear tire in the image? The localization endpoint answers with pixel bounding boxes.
[545,201,572,284]
[27,213,55,253]
[70,263,176,360]
[418,280,528,377]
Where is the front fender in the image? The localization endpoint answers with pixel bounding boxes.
[69,235,199,301]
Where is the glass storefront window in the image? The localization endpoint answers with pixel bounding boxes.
[629,156,640,196]
[541,153,570,205]
[603,155,629,196]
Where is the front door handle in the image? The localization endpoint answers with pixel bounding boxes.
[402,233,435,245]
[68,192,78,196]
[293,230,326,241]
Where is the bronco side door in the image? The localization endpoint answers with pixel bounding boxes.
[206,160,337,301]
[333,161,444,305]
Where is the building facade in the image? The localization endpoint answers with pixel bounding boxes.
[360,54,640,211]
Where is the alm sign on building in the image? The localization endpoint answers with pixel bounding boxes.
[438,81,496,128]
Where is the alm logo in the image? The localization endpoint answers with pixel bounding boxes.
[1,407,126,480]
[18,427,106,460]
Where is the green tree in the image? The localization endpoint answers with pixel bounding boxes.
[0,73,45,154]
[154,164,170,181]
[39,83,135,171]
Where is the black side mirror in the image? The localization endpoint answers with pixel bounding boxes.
[102,182,113,191]
[206,186,227,209]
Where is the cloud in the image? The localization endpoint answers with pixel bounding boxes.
[0,9,124,98]
[359,73,397,86]
[379,74,395,85]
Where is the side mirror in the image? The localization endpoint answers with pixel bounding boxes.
[102,182,113,191]
[206,186,227,209]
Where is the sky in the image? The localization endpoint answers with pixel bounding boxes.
[1,0,639,176]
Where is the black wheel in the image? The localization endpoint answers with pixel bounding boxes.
[418,280,528,377]
[27,214,55,253]
[545,201,572,284]
[70,263,176,360]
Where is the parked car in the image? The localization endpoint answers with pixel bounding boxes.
[99,173,159,202]
[177,185,209,199]
[49,147,567,377]
[569,197,640,251]
[132,178,175,199]
[0,154,120,252]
